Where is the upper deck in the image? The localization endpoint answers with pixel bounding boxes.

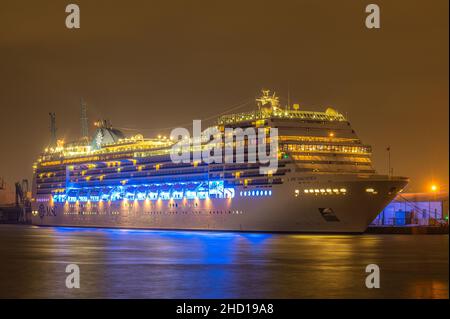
[218,108,346,126]
[218,89,346,126]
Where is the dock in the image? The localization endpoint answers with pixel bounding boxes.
[366,225,449,234]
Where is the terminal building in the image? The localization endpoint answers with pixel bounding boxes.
[371,192,449,226]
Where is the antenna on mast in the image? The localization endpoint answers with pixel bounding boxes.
[80,98,89,141]
[49,112,57,147]
[287,82,291,110]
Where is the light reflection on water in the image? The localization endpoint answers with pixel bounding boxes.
[0,225,447,298]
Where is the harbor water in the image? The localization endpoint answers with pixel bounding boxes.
[0,224,447,298]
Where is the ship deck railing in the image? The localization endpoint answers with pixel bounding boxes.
[217,109,346,125]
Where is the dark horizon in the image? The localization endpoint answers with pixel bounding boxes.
[0,0,448,192]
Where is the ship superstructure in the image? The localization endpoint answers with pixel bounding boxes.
[31,91,408,232]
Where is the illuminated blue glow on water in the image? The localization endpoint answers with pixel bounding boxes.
[53,226,271,241]
[49,226,274,297]
[1,225,447,298]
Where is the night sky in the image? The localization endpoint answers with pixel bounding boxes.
[0,0,448,192]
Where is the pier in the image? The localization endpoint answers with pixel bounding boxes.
[366,225,449,234]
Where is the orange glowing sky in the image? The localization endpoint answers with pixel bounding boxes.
[0,0,448,192]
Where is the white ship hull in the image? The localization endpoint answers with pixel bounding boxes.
[31,175,408,233]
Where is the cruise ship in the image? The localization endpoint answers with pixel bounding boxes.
[31,90,408,233]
